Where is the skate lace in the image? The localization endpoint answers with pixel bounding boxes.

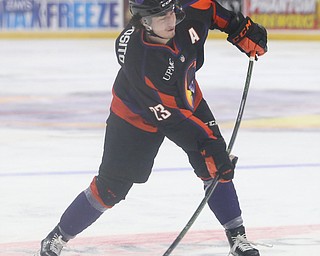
[228,234,273,256]
[229,233,253,254]
[49,234,67,254]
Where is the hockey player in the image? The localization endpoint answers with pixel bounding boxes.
[35,0,267,255]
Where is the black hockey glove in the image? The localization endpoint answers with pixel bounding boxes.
[227,15,267,58]
[201,142,237,182]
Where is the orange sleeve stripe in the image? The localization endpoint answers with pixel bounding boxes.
[211,2,229,29]
[111,89,158,132]
[214,15,229,29]
[178,109,217,140]
[190,0,212,10]
[188,115,218,139]
[145,76,179,108]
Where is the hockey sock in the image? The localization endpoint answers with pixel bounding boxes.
[206,181,242,227]
[59,188,105,238]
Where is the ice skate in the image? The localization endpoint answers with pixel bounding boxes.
[35,226,68,256]
[226,225,260,256]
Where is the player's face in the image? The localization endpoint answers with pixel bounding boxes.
[150,10,176,40]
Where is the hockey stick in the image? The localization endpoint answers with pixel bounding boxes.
[162,53,256,256]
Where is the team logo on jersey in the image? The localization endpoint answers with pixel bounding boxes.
[179,55,185,62]
[183,60,197,110]
[163,58,175,81]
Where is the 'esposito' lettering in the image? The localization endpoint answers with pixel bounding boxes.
[117,27,135,64]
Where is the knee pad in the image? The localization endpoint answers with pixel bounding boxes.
[89,176,133,208]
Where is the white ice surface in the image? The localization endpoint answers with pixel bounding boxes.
[0,39,319,255]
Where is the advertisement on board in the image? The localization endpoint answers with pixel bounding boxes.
[243,0,320,29]
[0,0,124,30]
[1,0,320,37]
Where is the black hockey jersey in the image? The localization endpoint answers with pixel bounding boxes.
[111,0,239,152]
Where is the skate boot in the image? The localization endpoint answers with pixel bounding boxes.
[226,225,259,256]
[37,225,68,256]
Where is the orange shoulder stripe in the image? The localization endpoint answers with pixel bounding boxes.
[191,1,229,29]
[190,0,212,10]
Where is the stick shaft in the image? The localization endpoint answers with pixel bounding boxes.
[227,56,255,153]
[162,176,219,256]
[162,56,255,256]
